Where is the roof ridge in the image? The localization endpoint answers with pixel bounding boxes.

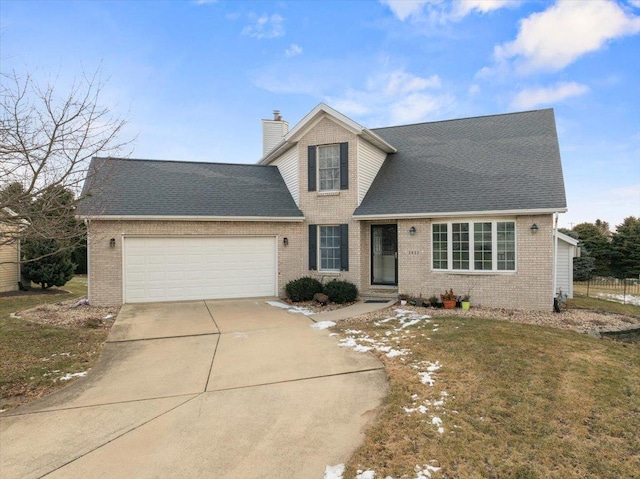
[93,157,275,168]
[371,108,553,132]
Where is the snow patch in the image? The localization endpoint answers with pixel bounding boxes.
[266,300,314,315]
[356,470,376,479]
[58,371,87,381]
[324,464,345,479]
[597,293,640,306]
[312,321,336,330]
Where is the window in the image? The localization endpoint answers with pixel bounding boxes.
[497,222,516,270]
[320,226,341,271]
[432,221,516,272]
[452,223,469,270]
[318,145,340,191]
[432,224,448,270]
[474,222,492,270]
[308,143,348,192]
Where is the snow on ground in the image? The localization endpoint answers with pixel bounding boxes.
[326,464,442,479]
[326,309,445,478]
[324,464,345,479]
[266,301,315,315]
[58,371,87,381]
[311,321,337,330]
[597,293,640,306]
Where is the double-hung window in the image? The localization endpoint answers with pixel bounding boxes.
[318,145,340,191]
[432,221,516,272]
[319,226,341,271]
[308,224,349,272]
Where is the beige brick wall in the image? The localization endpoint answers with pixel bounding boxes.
[296,116,363,289]
[87,220,304,306]
[395,215,555,311]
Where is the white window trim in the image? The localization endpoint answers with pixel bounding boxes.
[317,144,340,192]
[431,220,517,273]
[319,225,341,272]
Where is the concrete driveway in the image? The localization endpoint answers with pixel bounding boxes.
[0,299,387,479]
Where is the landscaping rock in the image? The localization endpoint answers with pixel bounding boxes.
[313,293,329,306]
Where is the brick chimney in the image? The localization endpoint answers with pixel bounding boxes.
[262,110,289,157]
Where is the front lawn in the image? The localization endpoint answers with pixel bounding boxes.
[0,277,111,411]
[333,306,640,479]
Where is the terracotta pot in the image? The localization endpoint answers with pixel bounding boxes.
[443,300,456,309]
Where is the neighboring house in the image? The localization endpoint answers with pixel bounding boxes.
[555,231,580,299]
[77,103,568,310]
[0,208,22,293]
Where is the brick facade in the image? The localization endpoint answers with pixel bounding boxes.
[87,113,558,311]
[87,220,304,306]
[295,116,364,289]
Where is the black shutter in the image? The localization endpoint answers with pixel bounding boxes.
[308,146,316,191]
[340,223,349,271]
[339,142,348,190]
[309,224,317,270]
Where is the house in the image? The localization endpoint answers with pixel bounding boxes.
[555,231,580,299]
[77,103,567,310]
[0,208,22,293]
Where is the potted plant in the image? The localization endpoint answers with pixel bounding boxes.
[428,295,439,308]
[440,289,457,309]
[461,294,471,310]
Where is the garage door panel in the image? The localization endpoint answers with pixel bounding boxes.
[124,237,276,303]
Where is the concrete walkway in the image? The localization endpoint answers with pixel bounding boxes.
[0,299,390,479]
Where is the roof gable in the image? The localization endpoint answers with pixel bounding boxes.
[77,158,303,219]
[259,103,396,164]
[354,109,567,217]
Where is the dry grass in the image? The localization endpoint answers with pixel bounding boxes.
[0,277,111,411]
[335,308,640,479]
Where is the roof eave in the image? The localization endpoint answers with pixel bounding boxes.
[353,207,568,220]
[78,214,305,222]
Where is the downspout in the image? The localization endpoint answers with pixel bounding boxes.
[552,213,559,307]
[85,218,91,304]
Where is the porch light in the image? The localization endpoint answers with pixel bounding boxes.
[109,238,116,248]
[530,223,539,234]
[283,237,289,246]
[409,226,416,235]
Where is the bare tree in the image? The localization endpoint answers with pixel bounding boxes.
[0,69,131,258]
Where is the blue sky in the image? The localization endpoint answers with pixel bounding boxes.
[1,0,639,230]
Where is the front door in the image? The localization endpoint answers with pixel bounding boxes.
[371,225,398,286]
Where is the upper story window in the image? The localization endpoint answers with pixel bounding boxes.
[318,145,340,191]
[432,221,516,272]
[308,143,348,192]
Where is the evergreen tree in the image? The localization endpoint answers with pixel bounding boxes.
[610,216,640,278]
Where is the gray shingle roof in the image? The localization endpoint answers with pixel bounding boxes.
[354,109,567,216]
[77,158,303,218]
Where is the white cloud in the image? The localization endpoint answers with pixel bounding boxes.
[380,0,517,23]
[511,82,589,109]
[241,13,284,39]
[285,43,302,57]
[630,0,640,8]
[380,0,431,21]
[451,0,519,20]
[494,0,640,74]
[327,69,454,125]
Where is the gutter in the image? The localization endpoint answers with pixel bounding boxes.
[76,215,305,222]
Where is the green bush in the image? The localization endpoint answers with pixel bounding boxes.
[22,239,76,289]
[285,276,323,302]
[324,279,358,304]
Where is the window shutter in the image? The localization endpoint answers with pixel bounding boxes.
[339,142,348,190]
[308,146,316,192]
[340,223,349,271]
[309,224,317,270]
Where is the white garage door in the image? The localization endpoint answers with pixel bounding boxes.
[123,236,277,303]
